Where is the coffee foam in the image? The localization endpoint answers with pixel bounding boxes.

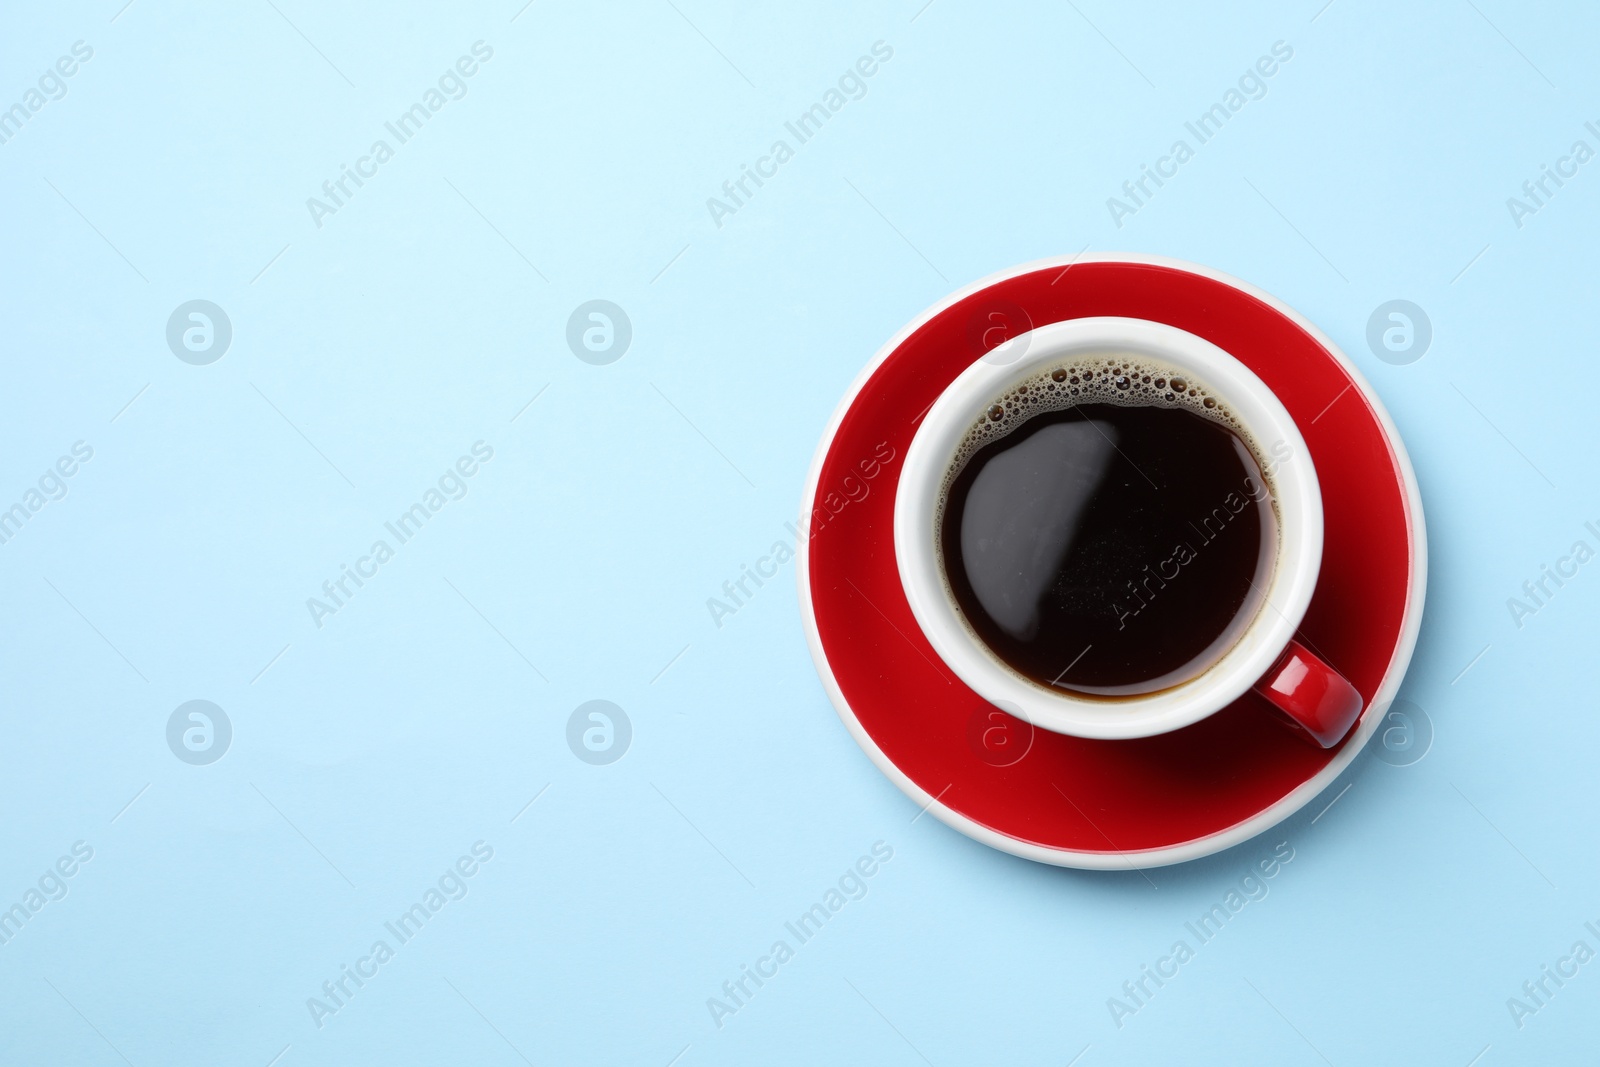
[940,352,1273,500]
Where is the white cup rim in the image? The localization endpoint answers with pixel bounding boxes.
[893,316,1323,740]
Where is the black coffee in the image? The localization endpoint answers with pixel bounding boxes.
[938,359,1276,697]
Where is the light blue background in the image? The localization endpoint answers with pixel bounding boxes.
[1,1,1594,1063]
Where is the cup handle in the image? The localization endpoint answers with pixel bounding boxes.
[1251,639,1364,748]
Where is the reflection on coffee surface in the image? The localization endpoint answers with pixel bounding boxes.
[938,356,1283,697]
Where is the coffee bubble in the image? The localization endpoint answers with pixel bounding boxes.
[943,354,1261,492]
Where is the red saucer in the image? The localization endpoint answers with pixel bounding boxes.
[797,255,1426,868]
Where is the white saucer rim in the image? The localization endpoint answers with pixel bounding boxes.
[794,252,1428,870]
